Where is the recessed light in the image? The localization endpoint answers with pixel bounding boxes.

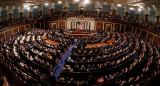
[130,7,134,10]
[58,1,62,4]
[117,4,121,7]
[44,3,49,6]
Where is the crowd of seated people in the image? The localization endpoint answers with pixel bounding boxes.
[46,28,74,50]
[77,31,111,44]
[0,11,159,34]
[0,28,74,85]
[0,10,160,86]
[0,17,32,29]
[0,76,9,86]
[57,31,160,86]
[32,11,158,31]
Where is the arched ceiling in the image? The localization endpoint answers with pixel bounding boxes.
[0,0,160,9]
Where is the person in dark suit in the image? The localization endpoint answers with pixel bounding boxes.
[49,72,56,86]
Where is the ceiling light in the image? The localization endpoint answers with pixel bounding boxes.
[33,6,38,8]
[58,1,62,4]
[74,0,79,1]
[153,5,156,8]
[139,6,143,9]
[138,8,141,12]
[84,0,90,4]
[130,7,134,10]
[24,4,29,8]
[117,4,121,7]
[26,7,30,10]
[44,3,49,6]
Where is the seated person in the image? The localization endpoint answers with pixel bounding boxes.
[46,53,52,59]
[66,57,73,62]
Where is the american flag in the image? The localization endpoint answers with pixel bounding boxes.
[77,21,84,29]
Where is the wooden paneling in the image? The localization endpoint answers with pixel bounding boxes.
[0,33,5,40]
[96,22,103,31]
[19,26,24,32]
[111,9,116,15]
[132,27,136,34]
[30,23,33,28]
[126,25,131,33]
[114,24,120,32]
[50,9,54,14]
[59,22,65,29]
[148,33,153,42]
[121,25,124,33]
[13,28,18,34]
[5,30,12,39]
[104,23,113,32]
[45,22,49,29]
[26,25,30,28]
[137,28,140,35]
[141,30,147,39]
[50,22,58,29]
[154,36,160,46]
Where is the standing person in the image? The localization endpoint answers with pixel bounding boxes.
[49,72,56,86]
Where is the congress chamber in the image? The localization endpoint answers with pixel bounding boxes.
[0,0,160,86]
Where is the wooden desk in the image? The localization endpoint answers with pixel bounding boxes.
[86,39,116,48]
[64,32,95,38]
[41,36,60,46]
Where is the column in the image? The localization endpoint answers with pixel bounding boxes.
[95,1,102,14]
[29,11,33,17]
[19,6,24,18]
[49,9,54,15]
[7,5,13,20]
[111,9,116,15]
[111,3,117,15]
[63,1,69,12]
[19,12,23,18]
[156,8,160,24]
[39,5,43,16]
[49,3,54,15]
[135,7,140,19]
[28,6,33,18]
[145,14,149,21]
[144,7,150,21]
[8,14,13,20]
[124,6,129,17]
[40,22,41,28]
[156,16,160,24]
[124,12,129,17]
[39,10,43,16]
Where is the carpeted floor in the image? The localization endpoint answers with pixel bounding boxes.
[53,39,78,81]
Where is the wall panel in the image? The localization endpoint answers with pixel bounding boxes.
[5,30,12,39]
[102,5,111,13]
[96,22,103,31]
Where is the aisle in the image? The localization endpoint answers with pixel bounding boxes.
[53,39,77,81]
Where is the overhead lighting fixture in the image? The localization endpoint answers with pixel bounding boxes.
[74,0,79,1]
[84,0,90,4]
[24,4,31,10]
[24,4,29,8]
[26,7,30,10]
[139,6,143,9]
[58,1,62,4]
[117,4,121,7]
[130,7,134,10]
[138,8,142,12]
[33,6,38,8]
[153,5,155,8]
[44,3,49,6]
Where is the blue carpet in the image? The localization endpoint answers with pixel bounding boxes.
[53,39,77,81]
